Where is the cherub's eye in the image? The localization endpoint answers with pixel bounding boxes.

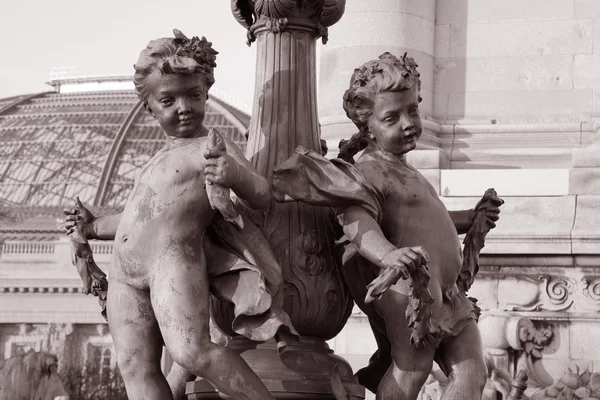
[409,107,420,116]
[191,92,204,99]
[383,116,397,124]
[160,98,174,106]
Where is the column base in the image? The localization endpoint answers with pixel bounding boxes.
[186,336,365,399]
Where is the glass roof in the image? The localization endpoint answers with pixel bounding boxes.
[0,90,248,208]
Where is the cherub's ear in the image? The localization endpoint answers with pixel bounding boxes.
[143,103,155,117]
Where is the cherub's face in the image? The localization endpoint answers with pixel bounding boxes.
[367,88,422,156]
[145,71,208,139]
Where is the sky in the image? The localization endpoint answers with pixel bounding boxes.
[0,1,258,107]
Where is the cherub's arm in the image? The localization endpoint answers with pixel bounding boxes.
[227,139,271,209]
[341,205,429,271]
[92,213,123,240]
[64,198,122,240]
[342,206,397,268]
[449,190,504,235]
[448,209,475,235]
[204,137,271,210]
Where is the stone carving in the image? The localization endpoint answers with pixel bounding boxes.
[231,0,345,44]
[64,29,298,400]
[511,318,554,389]
[507,275,576,312]
[271,52,503,398]
[582,276,600,305]
[530,366,600,400]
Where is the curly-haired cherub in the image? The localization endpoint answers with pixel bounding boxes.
[272,52,503,399]
[64,30,297,400]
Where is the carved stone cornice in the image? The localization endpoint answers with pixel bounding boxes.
[471,265,600,314]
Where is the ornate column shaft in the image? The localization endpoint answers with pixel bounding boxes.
[188,1,363,399]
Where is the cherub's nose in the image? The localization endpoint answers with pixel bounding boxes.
[177,98,191,114]
[400,113,414,130]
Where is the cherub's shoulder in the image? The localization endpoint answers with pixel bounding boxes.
[354,155,388,194]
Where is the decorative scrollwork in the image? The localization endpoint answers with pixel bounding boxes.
[543,274,575,307]
[509,275,575,312]
[582,277,600,303]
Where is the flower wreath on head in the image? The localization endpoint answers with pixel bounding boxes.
[167,29,218,75]
[352,52,420,87]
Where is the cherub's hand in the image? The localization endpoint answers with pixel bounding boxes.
[473,190,504,229]
[365,246,431,303]
[63,197,97,239]
[204,146,241,188]
[380,246,431,276]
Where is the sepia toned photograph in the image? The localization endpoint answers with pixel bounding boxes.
[0,1,599,399]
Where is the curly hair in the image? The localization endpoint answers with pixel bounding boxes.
[337,52,422,163]
[133,29,218,102]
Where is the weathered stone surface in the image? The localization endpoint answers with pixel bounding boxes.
[571,194,600,253]
[449,20,593,58]
[570,167,600,194]
[345,0,434,20]
[434,24,450,58]
[570,322,600,360]
[437,0,574,24]
[595,19,600,53]
[447,89,592,122]
[327,12,435,54]
[435,56,573,93]
[575,54,600,87]
[441,169,570,197]
[575,0,600,18]
[444,195,576,254]
[573,146,600,167]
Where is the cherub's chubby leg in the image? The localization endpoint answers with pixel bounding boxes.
[107,281,172,400]
[436,321,487,400]
[373,282,436,400]
[166,362,195,400]
[151,256,274,400]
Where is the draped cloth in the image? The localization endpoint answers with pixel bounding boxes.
[205,212,298,342]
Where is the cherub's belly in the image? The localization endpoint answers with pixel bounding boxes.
[384,211,462,288]
[111,194,212,290]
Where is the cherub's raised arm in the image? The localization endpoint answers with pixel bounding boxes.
[448,209,475,235]
[225,139,271,210]
[64,198,122,241]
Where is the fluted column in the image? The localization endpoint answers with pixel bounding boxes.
[188,1,363,398]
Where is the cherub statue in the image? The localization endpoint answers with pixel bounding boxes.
[64,29,297,400]
[272,52,503,399]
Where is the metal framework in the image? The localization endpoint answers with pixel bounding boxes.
[0,90,250,209]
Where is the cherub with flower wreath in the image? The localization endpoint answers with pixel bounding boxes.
[272,52,503,399]
[64,30,297,400]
